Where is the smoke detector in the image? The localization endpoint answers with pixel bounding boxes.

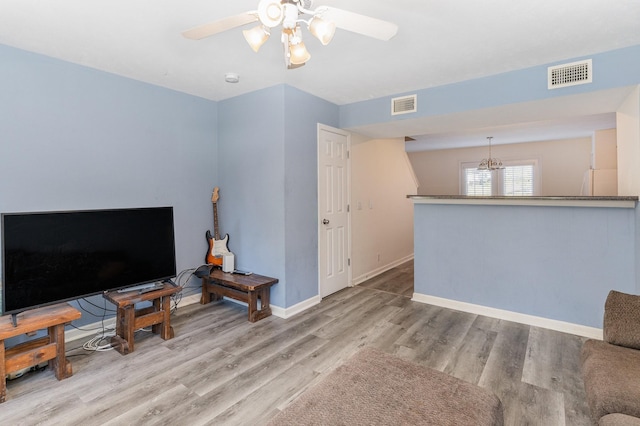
[225,72,240,83]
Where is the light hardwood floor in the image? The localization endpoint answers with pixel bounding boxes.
[1,263,592,425]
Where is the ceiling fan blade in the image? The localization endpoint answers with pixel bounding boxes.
[182,12,258,40]
[319,7,398,41]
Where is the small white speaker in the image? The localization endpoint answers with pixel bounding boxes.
[222,253,235,273]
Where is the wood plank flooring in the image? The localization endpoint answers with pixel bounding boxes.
[358,259,414,297]
[0,262,592,425]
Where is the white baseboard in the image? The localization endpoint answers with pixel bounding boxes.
[179,292,202,307]
[270,295,322,319]
[65,316,117,344]
[189,293,321,320]
[182,290,321,320]
[412,292,603,340]
[65,292,320,344]
[352,254,414,286]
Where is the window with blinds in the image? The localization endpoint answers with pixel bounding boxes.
[503,164,534,196]
[464,168,492,196]
[461,161,538,196]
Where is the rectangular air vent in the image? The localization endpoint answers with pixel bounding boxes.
[548,59,592,89]
[392,95,417,115]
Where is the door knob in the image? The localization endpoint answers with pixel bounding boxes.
[322,219,330,225]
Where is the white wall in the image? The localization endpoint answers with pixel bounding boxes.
[351,137,417,284]
[407,137,592,195]
[593,128,617,169]
[617,85,640,196]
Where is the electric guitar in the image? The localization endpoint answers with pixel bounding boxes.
[205,187,230,266]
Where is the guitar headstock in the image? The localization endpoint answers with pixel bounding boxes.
[211,187,219,204]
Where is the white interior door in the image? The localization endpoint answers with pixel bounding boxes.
[318,124,350,298]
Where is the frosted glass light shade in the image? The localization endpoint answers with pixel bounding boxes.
[243,25,270,52]
[309,16,336,45]
[289,41,311,64]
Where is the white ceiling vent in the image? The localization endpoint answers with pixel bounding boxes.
[392,95,417,115]
[548,59,592,89]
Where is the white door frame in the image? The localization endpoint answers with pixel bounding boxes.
[317,123,352,298]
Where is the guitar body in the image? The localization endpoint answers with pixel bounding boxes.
[205,230,221,266]
[205,187,230,267]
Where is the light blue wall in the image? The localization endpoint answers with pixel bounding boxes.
[413,203,637,328]
[217,86,287,305]
[341,43,640,328]
[217,85,339,308]
[340,44,640,129]
[0,44,218,325]
[283,86,339,306]
[3,37,639,328]
[1,43,340,319]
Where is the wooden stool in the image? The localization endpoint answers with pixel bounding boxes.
[103,282,180,355]
[0,303,81,403]
[202,270,278,322]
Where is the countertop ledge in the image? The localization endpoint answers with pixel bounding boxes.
[408,195,639,208]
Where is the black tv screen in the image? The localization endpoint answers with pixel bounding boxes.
[1,207,177,315]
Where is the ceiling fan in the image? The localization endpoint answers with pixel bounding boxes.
[182,0,398,69]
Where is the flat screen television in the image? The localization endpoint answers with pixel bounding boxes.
[1,207,177,316]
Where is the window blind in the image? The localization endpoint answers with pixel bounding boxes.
[464,168,492,196]
[503,165,534,196]
[461,162,536,196]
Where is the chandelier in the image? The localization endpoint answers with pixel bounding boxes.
[478,137,504,171]
[243,0,336,68]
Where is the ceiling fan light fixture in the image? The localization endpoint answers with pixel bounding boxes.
[243,25,270,52]
[308,16,336,45]
[282,3,300,30]
[257,0,284,28]
[289,40,311,65]
[183,1,399,69]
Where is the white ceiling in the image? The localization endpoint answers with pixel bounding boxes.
[1,0,639,146]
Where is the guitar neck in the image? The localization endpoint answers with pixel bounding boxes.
[212,202,221,240]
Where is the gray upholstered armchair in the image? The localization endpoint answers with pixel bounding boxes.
[581,290,640,425]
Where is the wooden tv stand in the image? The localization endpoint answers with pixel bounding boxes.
[103,282,180,355]
[0,303,81,403]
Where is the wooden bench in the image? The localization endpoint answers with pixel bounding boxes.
[201,270,278,322]
[0,303,81,403]
[103,282,180,355]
